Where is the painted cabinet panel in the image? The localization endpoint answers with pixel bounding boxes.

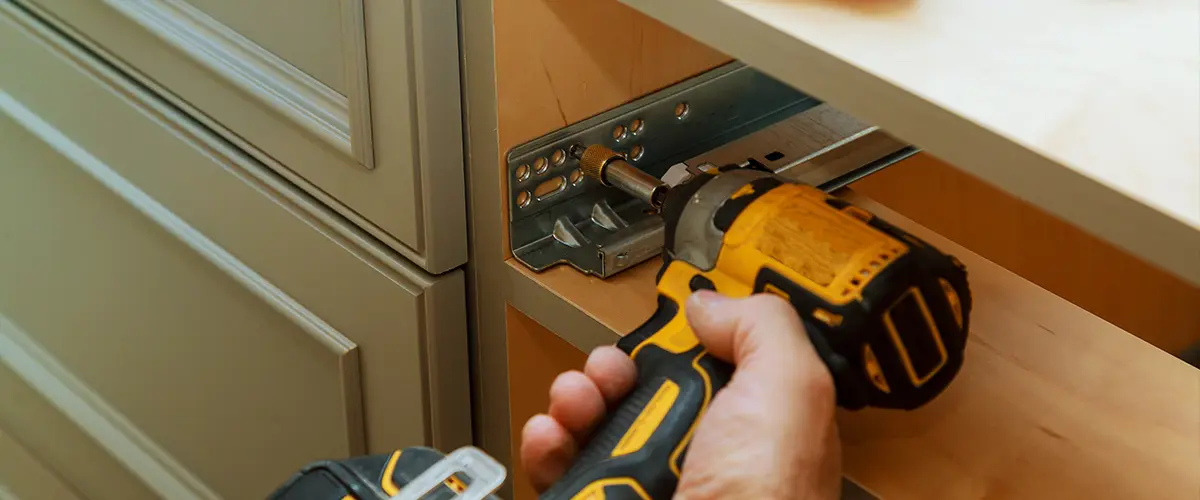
[0,6,472,497]
[185,0,348,93]
[13,0,468,272]
[0,100,361,498]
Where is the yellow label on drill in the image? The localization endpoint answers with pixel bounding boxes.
[724,184,906,305]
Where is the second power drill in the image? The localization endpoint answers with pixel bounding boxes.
[536,145,973,499]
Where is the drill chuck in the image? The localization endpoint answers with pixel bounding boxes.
[575,144,669,209]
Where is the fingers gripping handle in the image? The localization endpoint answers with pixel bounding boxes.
[539,296,733,500]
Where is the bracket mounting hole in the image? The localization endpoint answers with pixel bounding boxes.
[533,157,550,175]
[629,145,645,161]
[612,124,628,142]
[674,102,690,119]
[515,164,530,181]
[516,191,531,207]
[630,118,644,135]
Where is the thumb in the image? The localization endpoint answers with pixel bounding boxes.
[685,290,830,391]
[677,291,841,499]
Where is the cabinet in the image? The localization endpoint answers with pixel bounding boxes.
[0,4,470,497]
[18,0,467,272]
[458,1,1200,499]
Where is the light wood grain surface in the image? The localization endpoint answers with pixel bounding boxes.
[493,0,729,257]
[853,154,1200,355]
[505,306,589,500]
[507,191,1200,499]
[838,191,1200,499]
[621,0,1200,286]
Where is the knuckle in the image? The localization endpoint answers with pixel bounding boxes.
[798,363,837,403]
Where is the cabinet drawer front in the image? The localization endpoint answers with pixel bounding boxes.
[0,428,86,500]
[0,6,470,498]
[13,0,467,272]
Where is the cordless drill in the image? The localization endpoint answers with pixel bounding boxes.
[536,145,972,499]
[271,145,971,500]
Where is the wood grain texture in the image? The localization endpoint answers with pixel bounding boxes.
[838,192,1200,499]
[854,153,1200,354]
[505,306,588,500]
[493,0,729,257]
[507,190,1200,498]
[621,0,1200,286]
[492,1,728,494]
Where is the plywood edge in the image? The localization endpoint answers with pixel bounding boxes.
[505,261,627,352]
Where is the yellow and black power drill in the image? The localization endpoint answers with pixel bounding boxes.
[271,145,972,500]
[537,145,972,499]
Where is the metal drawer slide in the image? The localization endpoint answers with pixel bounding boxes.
[507,62,915,278]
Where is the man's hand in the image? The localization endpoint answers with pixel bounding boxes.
[520,291,842,499]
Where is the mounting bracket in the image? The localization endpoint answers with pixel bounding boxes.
[507,62,915,278]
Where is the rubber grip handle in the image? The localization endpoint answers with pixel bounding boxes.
[539,291,732,500]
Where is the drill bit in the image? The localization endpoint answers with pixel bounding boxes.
[572,144,669,210]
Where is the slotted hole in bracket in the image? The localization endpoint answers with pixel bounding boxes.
[765,150,785,161]
[535,176,567,201]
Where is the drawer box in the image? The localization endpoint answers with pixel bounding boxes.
[0,6,469,498]
[13,0,468,273]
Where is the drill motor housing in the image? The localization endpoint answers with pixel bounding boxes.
[654,167,972,410]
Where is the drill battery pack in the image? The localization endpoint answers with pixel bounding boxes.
[268,447,504,500]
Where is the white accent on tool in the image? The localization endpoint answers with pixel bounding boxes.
[390,447,506,500]
[661,162,694,187]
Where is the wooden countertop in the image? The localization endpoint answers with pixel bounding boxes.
[620,0,1200,286]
